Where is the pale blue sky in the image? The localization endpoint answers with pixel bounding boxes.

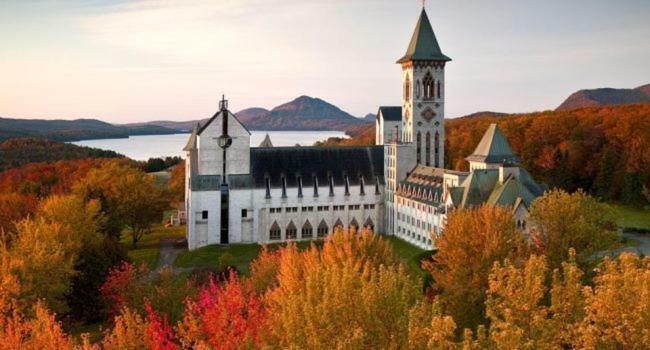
[1,0,649,123]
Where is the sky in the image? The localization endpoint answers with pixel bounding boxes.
[1,0,649,123]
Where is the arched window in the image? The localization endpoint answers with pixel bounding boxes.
[364,217,374,233]
[415,80,421,98]
[422,72,434,100]
[334,218,344,232]
[434,131,440,168]
[425,131,431,166]
[437,80,441,99]
[349,217,359,233]
[269,221,281,240]
[416,132,422,164]
[302,220,313,239]
[286,221,297,240]
[404,74,411,101]
[317,220,328,238]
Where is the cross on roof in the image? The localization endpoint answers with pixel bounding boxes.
[219,94,228,111]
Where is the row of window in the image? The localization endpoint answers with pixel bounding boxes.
[397,212,436,231]
[270,204,375,214]
[397,197,440,214]
[200,204,378,221]
[269,219,375,241]
[397,226,433,246]
[265,175,380,199]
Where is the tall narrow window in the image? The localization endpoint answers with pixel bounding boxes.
[344,174,350,196]
[302,220,313,239]
[425,131,431,166]
[364,217,374,232]
[269,221,281,240]
[416,132,422,164]
[286,221,297,240]
[317,220,328,238]
[281,176,287,198]
[349,217,359,233]
[437,80,441,99]
[422,72,434,100]
[313,175,319,197]
[434,131,440,168]
[404,74,410,101]
[415,80,421,98]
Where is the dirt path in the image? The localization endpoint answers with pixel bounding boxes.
[147,238,192,280]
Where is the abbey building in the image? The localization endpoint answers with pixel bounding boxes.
[183,8,543,251]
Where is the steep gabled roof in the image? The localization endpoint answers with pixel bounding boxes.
[397,8,451,64]
[258,133,273,147]
[459,169,500,208]
[465,123,520,164]
[377,106,402,122]
[183,124,199,151]
[198,109,251,136]
[487,176,537,207]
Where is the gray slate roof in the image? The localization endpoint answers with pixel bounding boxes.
[465,123,520,164]
[397,9,451,63]
[258,133,273,147]
[183,124,199,151]
[192,146,384,191]
[378,106,403,122]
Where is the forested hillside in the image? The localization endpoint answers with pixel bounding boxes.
[322,104,650,204]
[0,117,177,142]
[446,103,649,204]
[0,138,122,172]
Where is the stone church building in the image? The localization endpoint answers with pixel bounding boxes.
[183,8,542,250]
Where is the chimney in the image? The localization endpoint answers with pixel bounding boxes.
[499,163,520,183]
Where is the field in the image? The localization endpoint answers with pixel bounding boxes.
[609,203,650,229]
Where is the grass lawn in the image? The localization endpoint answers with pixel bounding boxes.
[173,240,316,276]
[609,203,650,229]
[122,225,186,269]
[384,235,431,276]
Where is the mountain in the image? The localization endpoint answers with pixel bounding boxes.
[556,84,650,111]
[129,95,371,133]
[456,111,508,119]
[246,95,367,130]
[0,117,178,142]
[362,113,376,122]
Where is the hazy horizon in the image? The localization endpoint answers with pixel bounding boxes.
[1,0,649,123]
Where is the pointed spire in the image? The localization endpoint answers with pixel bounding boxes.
[465,124,520,164]
[183,123,199,151]
[258,133,274,147]
[397,8,451,63]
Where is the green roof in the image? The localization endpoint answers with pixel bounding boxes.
[466,123,520,164]
[397,8,451,63]
[459,169,499,207]
[487,177,537,207]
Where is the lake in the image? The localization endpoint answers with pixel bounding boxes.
[71,130,348,160]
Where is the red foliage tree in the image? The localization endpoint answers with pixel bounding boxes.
[177,272,267,350]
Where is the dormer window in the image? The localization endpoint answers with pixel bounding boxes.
[360,176,365,196]
[344,174,350,196]
[329,174,335,197]
[313,175,319,197]
[265,176,271,199]
[281,175,287,198]
[297,175,303,198]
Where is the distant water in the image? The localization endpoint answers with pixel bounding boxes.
[71,130,348,160]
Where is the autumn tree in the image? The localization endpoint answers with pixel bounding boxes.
[265,230,419,349]
[0,193,37,235]
[75,159,168,246]
[528,189,618,271]
[423,205,529,331]
[577,253,650,349]
[177,272,266,350]
[2,218,80,315]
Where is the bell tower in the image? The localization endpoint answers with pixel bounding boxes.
[398,7,450,168]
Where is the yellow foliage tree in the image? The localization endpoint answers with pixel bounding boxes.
[528,189,618,271]
[577,253,650,349]
[423,205,529,331]
[265,229,419,349]
[100,307,149,350]
[6,218,79,314]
